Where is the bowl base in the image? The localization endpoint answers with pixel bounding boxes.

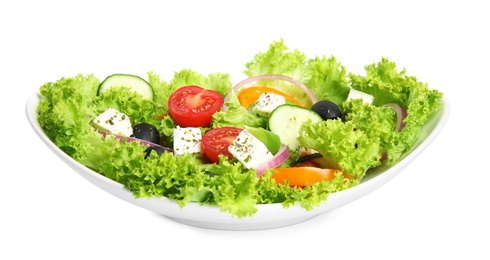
[164,215,317,231]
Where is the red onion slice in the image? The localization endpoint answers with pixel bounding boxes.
[98,131,173,152]
[224,74,318,108]
[385,103,407,132]
[380,103,408,161]
[255,144,290,176]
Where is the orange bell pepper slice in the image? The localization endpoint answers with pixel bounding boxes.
[272,167,351,187]
[237,86,303,109]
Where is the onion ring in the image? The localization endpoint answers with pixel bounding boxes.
[224,74,318,109]
[255,144,290,176]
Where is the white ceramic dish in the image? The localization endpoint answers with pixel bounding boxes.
[26,92,450,230]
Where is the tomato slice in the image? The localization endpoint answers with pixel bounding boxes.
[237,86,303,109]
[168,85,223,127]
[201,127,243,163]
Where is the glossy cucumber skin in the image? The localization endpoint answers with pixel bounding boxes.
[98,74,153,100]
[268,104,322,150]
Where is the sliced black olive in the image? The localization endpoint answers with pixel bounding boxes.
[295,153,323,164]
[144,146,168,159]
[311,100,343,120]
[131,123,160,144]
[204,171,216,177]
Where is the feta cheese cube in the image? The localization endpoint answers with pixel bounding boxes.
[173,127,202,156]
[228,130,274,169]
[347,88,374,105]
[92,107,133,137]
[251,92,286,117]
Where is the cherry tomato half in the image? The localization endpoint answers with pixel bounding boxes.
[201,127,242,163]
[168,85,223,127]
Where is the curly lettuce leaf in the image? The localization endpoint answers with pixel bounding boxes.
[342,99,397,158]
[349,58,444,164]
[243,39,315,107]
[147,71,170,115]
[212,90,267,129]
[203,159,259,217]
[298,119,382,179]
[305,55,351,105]
[37,74,101,159]
[95,87,160,125]
[242,39,355,108]
[244,39,310,82]
[167,69,233,98]
[84,137,259,217]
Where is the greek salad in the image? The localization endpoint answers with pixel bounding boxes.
[36,39,444,217]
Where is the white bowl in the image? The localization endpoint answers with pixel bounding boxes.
[25,92,450,230]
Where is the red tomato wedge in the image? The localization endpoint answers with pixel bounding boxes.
[201,127,242,163]
[168,85,223,127]
[237,86,303,109]
[272,167,351,187]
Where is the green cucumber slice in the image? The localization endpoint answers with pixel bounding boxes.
[269,104,322,150]
[98,74,153,100]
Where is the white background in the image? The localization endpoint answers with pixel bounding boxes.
[2,0,489,259]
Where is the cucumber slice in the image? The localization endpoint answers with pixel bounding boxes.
[98,74,153,100]
[269,104,323,150]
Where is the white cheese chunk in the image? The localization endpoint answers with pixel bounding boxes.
[347,88,374,105]
[228,130,274,169]
[251,92,286,117]
[173,127,202,156]
[92,107,133,137]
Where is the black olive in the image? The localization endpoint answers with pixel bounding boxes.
[204,171,216,177]
[311,100,343,120]
[131,123,160,144]
[295,153,323,164]
[144,146,169,159]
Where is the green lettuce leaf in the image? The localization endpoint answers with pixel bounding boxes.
[305,55,351,105]
[243,39,315,107]
[244,39,310,82]
[242,39,355,108]
[147,71,170,115]
[298,119,382,179]
[348,58,444,164]
[212,90,267,129]
[95,87,159,125]
[167,69,233,97]
[342,99,397,161]
[37,74,101,159]
[203,159,259,217]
